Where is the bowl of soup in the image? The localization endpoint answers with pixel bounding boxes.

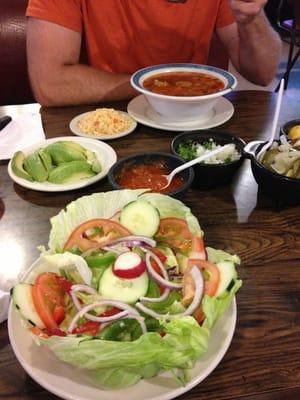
[131,63,237,122]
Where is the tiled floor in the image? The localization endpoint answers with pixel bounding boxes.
[229,39,300,103]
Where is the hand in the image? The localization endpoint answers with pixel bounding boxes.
[228,0,267,24]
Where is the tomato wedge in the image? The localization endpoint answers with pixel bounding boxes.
[32,272,67,330]
[193,306,206,325]
[155,218,193,253]
[187,258,220,297]
[190,236,207,260]
[72,321,101,336]
[63,218,131,252]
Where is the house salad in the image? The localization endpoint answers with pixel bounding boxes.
[12,189,242,390]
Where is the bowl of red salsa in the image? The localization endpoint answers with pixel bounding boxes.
[107,152,194,198]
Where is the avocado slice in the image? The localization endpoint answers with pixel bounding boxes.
[58,141,87,155]
[38,148,52,173]
[46,142,86,164]
[85,149,102,173]
[48,160,96,184]
[11,151,34,182]
[24,151,48,182]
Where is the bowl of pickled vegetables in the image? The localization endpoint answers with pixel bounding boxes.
[243,137,300,205]
[281,119,300,142]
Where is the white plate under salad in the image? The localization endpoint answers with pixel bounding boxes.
[7,136,117,192]
[8,189,240,400]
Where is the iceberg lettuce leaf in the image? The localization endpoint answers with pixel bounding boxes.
[140,193,203,237]
[23,252,92,285]
[203,246,242,330]
[206,247,241,265]
[35,317,209,389]
[49,189,147,252]
[202,280,242,330]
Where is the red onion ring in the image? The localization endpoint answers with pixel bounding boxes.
[145,250,183,290]
[108,235,156,248]
[67,300,140,333]
[139,288,170,303]
[136,266,204,320]
[102,245,130,254]
[70,284,98,311]
[71,284,98,294]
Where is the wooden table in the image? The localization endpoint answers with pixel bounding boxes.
[1,91,300,400]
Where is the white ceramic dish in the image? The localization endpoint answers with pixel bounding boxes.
[8,297,236,400]
[7,136,117,192]
[127,95,234,132]
[130,63,237,122]
[69,111,137,140]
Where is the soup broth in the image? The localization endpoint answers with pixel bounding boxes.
[143,71,225,96]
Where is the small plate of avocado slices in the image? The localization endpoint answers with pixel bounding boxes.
[7,136,117,192]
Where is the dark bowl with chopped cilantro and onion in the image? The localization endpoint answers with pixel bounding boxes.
[171,130,245,189]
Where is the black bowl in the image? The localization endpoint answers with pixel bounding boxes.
[171,130,245,189]
[243,140,300,205]
[281,119,300,140]
[107,152,194,198]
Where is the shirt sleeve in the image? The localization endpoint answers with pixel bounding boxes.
[215,0,236,28]
[26,0,82,33]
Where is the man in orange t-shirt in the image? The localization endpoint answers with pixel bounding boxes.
[26,0,281,106]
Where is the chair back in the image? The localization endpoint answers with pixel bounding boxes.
[278,0,300,32]
[0,0,34,106]
[293,1,300,30]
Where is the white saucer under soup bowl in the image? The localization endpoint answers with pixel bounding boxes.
[127,95,234,132]
[131,63,237,122]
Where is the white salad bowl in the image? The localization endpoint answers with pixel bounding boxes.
[130,63,237,122]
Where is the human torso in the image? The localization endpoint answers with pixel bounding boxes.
[81,0,226,73]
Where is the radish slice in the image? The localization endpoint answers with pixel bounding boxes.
[113,251,146,279]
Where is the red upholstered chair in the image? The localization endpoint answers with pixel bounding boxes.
[276,0,300,90]
[0,0,34,105]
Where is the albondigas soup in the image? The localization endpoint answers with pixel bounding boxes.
[143,71,225,96]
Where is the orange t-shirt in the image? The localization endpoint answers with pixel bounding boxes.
[26,0,235,74]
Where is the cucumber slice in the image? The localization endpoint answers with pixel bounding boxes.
[120,200,160,237]
[12,283,45,328]
[98,266,149,304]
[215,261,238,296]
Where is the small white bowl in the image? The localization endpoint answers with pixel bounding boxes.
[131,63,237,122]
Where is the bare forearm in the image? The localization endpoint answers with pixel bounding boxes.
[32,63,137,107]
[237,12,281,85]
